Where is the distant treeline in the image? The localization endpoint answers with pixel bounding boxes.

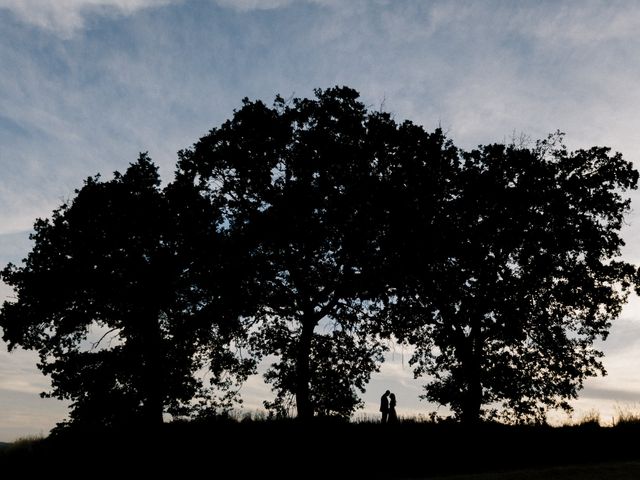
[1,86,637,431]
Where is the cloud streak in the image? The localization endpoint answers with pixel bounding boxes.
[212,0,296,12]
[0,0,343,36]
[0,0,180,35]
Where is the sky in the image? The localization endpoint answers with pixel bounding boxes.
[2,0,640,441]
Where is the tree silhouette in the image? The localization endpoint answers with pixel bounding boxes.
[2,84,633,429]
[0,155,254,429]
[175,87,404,418]
[388,133,638,423]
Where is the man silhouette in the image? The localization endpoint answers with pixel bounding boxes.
[380,390,390,423]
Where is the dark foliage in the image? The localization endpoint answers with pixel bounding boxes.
[1,85,637,429]
[175,87,400,418]
[386,133,638,423]
[0,155,254,430]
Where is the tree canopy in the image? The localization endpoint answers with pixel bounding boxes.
[1,86,637,427]
[0,155,254,429]
[387,133,638,423]
[175,87,398,418]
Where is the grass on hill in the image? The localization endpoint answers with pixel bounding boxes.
[4,407,640,478]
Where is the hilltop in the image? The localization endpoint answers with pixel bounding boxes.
[3,418,640,478]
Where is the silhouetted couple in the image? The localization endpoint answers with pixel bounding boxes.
[380,390,397,424]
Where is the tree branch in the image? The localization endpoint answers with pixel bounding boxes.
[90,328,118,350]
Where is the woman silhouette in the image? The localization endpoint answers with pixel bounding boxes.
[388,393,398,423]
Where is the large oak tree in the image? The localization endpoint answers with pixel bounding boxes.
[388,133,638,423]
[0,155,254,429]
[175,87,408,418]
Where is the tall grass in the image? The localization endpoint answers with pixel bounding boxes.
[576,409,601,427]
[2,434,45,456]
[613,402,640,426]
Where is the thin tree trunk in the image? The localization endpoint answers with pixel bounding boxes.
[461,329,483,425]
[461,373,482,425]
[142,313,165,427]
[296,314,316,420]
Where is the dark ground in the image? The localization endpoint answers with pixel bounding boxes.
[2,419,640,478]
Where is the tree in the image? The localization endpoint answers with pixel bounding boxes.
[175,87,421,418]
[0,155,254,429]
[388,133,638,423]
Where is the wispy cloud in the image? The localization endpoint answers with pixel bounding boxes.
[0,0,366,36]
[521,2,640,46]
[0,0,180,35]
[0,388,68,440]
[0,348,50,395]
[212,0,296,11]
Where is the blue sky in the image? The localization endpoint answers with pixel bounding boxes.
[3,0,640,441]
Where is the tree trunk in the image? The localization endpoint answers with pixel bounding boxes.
[460,330,483,425]
[461,373,482,425]
[296,314,316,420]
[142,313,165,427]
